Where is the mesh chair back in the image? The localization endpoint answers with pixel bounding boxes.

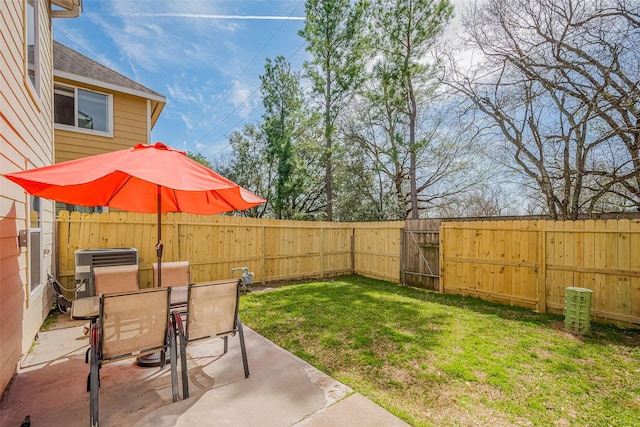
[94,265,139,295]
[153,261,190,288]
[100,288,170,360]
[186,280,239,342]
[173,279,248,399]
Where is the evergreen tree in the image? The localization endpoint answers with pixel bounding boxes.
[299,0,367,221]
[370,0,453,218]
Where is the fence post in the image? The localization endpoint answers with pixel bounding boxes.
[439,222,445,294]
[261,224,266,285]
[172,213,179,261]
[351,228,355,274]
[320,227,325,279]
[399,227,405,285]
[538,223,547,313]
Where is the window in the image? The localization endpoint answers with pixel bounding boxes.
[54,85,74,125]
[29,195,42,293]
[25,0,40,94]
[54,84,112,135]
[55,202,106,216]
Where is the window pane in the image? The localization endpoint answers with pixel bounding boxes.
[30,230,42,292]
[30,195,40,228]
[54,86,75,125]
[29,195,42,292]
[78,89,108,132]
[26,0,36,87]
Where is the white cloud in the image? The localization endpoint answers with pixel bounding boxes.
[229,80,260,117]
[57,0,305,155]
[166,83,204,108]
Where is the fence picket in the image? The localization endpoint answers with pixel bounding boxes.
[439,218,639,327]
[56,212,639,327]
[56,211,403,292]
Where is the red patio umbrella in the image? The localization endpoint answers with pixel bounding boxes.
[4,142,265,287]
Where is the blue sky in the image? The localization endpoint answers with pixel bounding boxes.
[54,0,308,160]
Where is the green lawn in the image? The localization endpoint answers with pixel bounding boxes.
[240,275,640,427]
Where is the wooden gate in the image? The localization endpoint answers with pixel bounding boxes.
[401,219,442,290]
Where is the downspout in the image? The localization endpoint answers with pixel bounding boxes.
[51,0,82,19]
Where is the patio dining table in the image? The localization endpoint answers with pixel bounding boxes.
[71,286,189,321]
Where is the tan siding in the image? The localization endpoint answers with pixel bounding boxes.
[113,94,148,142]
[1,2,22,85]
[0,0,55,395]
[114,95,148,114]
[55,130,135,159]
[0,0,27,397]
[54,89,149,163]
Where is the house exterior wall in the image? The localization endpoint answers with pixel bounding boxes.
[54,78,150,163]
[0,0,55,396]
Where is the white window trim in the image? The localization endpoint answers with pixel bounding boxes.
[54,83,114,138]
[147,99,152,144]
[28,227,43,295]
[30,278,45,301]
[28,195,43,295]
[24,0,41,108]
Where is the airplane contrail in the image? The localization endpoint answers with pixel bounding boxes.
[120,13,305,21]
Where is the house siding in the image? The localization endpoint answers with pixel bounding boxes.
[1,0,55,396]
[54,78,150,163]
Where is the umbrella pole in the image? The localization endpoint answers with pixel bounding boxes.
[138,186,167,367]
[156,185,163,288]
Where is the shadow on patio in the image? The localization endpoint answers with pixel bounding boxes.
[1,317,409,427]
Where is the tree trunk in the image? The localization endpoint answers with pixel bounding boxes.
[325,70,333,221]
[408,79,419,220]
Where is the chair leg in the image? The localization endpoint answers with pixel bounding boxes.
[172,312,189,399]
[236,315,250,379]
[89,324,100,427]
[168,321,179,402]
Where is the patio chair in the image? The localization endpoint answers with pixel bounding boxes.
[172,279,250,399]
[93,265,139,295]
[153,261,190,309]
[153,261,190,287]
[88,287,179,427]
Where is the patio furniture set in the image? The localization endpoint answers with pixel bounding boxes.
[72,261,250,427]
[4,143,264,427]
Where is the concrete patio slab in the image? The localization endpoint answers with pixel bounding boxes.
[0,320,410,427]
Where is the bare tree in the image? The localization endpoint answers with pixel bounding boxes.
[447,0,640,219]
[369,0,454,219]
[345,88,489,220]
[436,185,518,218]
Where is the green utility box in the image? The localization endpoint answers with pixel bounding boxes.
[564,287,594,334]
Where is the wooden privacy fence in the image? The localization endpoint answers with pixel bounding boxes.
[56,211,639,327]
[56,211,403,293]
[440,219,640,327]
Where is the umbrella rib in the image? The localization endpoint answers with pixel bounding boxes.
[104,175,133,206]
[170,187,179,211]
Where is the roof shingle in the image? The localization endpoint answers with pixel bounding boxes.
[53,41,164,99]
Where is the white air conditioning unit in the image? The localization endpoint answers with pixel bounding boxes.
[74,248,138,298]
